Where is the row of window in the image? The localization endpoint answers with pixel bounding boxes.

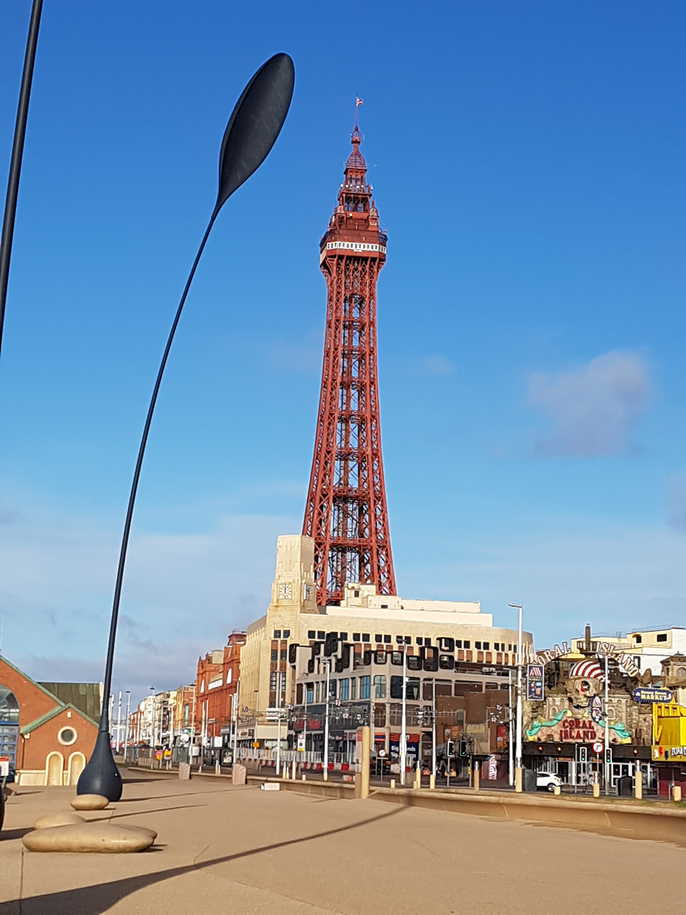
[301,676,503,704]
[273,629,291,639]
[306,629,516,652]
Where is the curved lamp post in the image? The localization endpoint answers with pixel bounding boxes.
[0,0,44,356]
[77,53,295,800]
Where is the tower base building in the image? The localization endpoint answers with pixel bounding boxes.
[236,535,532,748]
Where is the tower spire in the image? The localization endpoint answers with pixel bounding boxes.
[303,126,396,606]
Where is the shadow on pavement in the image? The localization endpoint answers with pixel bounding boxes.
[11,804,406,913]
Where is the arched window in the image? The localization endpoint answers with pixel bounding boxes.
[0,685,20,767]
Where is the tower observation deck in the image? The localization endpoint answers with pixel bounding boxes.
[303,126,397,606]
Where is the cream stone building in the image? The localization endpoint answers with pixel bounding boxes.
[238,535,532,745]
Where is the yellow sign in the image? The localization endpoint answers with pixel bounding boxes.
[652,703,686,762]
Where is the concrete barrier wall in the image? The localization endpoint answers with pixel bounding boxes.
[249,776,355,800]
[372,787,686,847]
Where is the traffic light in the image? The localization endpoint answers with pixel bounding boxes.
[605,748,612,764]
[446,740,455,756]
[578,747,587,763]
[459,739,468,757]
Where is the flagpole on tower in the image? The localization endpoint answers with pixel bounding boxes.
[354,96,364,129]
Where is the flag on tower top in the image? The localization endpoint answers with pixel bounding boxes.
[355,97,364,107]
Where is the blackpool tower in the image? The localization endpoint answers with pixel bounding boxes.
[303,125,397,606]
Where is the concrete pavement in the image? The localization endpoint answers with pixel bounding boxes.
[1,768,684,914]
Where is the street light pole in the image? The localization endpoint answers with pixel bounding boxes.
[508,668,514,787]
[431,676,437,780]
[0,0,44,356]
[116,691,122,753]
[76,53,294,801]
[400,646,407,787]
[123,690,131,762]
[603,653,610,794]
[323,660,330,782]
[276,671,282,775]
[509,603,524,792]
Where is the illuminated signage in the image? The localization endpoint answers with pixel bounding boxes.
[324,241,386,254]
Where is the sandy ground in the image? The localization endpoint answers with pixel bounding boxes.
[0,769,683,914]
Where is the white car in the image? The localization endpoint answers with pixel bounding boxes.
[536,772,562,792]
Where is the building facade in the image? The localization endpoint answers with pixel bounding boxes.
[290,644,513,779]
[195,631,245,748]
[0,656,99,786]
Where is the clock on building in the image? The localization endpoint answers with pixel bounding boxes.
[278,582,293,600]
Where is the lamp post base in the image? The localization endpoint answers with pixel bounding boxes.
[77,731,123,801]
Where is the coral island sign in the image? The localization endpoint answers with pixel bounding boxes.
[530,641,640,678]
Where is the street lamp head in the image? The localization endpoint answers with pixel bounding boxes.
[508,602,523,609]
[216,52,295,212]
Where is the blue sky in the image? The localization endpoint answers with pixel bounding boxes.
[1,1,685,700]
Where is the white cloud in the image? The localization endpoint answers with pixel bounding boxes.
[527,350,652,457]
[666,473,686,532]
[0,501,297,703]
[419,354,457,376]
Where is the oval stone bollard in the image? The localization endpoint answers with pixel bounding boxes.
[71,794,110,811]
[178,762,191,780]
[34,812,85,829]
[22,822,155,853]
[232,763,247,786]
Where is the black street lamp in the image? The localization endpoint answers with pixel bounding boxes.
[0,0,44,356]
[77,53,295,801]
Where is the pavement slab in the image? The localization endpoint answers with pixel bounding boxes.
[1,769,684,914]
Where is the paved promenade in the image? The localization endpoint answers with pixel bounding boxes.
[1,769,683,914]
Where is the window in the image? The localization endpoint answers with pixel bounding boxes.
[390,676,419,700]
[308,630,316,639]
[350,677,357,700]
[463,641,470,649]
[315,682,321,702]
[339,678,350,700]
[380,604,388,609]
[374,704,386,727]
[354,589,360,597]
[306,683,314,703]
[425,638,432,647]
[362,633,370,642]
[416,637,424,646]
[475,641,482,650]
[373,675,386,698]
[455,639,462,648]
[317,630,325,639]
[483,642,490,650]
[360,676,371,699]
[58,726,77,746]
[339,631,348,640]
[375,634,383,642]
[353,633,361,642]
[273,630,281,639]
[271,649,278,661]
[657,633,668,643]
[296,683,303,704]
[283,629,290,638]
[396,635,404,643]
[633,634,642,644]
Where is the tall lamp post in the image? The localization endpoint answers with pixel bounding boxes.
[77,53,294,800]
[0,0,44,356]
[508,602,524,792]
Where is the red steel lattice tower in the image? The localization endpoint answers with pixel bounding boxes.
[303,126,396,606]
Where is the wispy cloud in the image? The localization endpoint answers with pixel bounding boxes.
[0,501,298,702]
[420,354,457,376]
[527,350,652,457]
[666,473,686,533]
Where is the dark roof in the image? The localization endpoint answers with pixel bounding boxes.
[39,681,102,721]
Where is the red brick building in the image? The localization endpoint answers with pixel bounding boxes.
[0,656,100,786]
[195,632,245,741]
